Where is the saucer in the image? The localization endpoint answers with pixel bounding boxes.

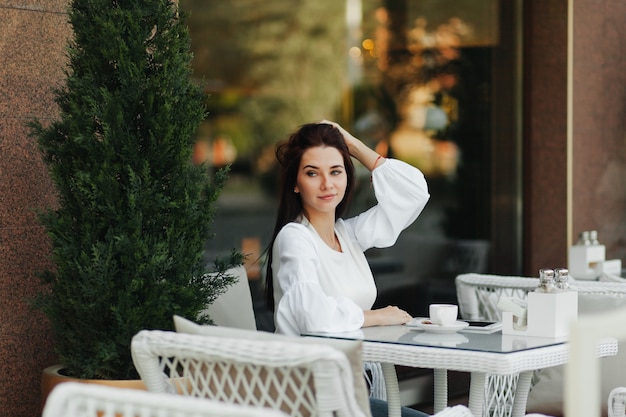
[407,317,469,334]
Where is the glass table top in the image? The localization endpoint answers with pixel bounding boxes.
[303,323,569,354]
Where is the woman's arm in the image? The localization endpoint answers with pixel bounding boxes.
[342,158,430,250]
[363,306,413,327]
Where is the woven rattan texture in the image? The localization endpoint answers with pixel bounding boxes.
[42,381,288,417]
[131,330,368,417]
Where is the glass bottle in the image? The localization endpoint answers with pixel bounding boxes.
[575,231,591,246]
[554,268,571,291]
[536,268,556,293]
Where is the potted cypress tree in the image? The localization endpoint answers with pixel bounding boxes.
[30,0,241,382]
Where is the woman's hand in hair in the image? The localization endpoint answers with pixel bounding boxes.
[319,120,383,171]
[319,120,359,150]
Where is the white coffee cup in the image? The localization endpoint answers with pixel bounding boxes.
[429,304,458,326]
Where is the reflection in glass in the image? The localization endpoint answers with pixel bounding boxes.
[179,0,521,327]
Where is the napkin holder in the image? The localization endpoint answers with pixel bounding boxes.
[502,291,578,338]
[569,244,605,280]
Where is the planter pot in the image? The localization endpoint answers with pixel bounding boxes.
[41,365,146,411]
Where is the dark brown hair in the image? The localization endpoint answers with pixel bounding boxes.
[264,123,356,311]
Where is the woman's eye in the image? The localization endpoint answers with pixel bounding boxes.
[306,171,317,177]
[331,170,343,176]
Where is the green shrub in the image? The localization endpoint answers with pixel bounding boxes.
[30,0,241,380]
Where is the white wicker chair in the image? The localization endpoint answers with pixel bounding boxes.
[42,381,288,417]
[455,273,626,417]
[204,265,257,331]
[456,273,626,322]
[608,387,626,417]
[131,329,370,417]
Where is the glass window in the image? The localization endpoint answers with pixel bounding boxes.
[180,0,522,328]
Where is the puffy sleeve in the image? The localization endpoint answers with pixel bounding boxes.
[345,158,430,250]
[272,224,364,336]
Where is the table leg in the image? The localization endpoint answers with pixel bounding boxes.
[511,371,533,417]
[381,362,401,417]
[433,369,448,413]
[468,372,486,417]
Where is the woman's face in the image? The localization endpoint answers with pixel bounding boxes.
[295,146,347,218]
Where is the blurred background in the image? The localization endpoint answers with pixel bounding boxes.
[179,0,520,329]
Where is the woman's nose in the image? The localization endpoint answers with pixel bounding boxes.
[320,175,332,190]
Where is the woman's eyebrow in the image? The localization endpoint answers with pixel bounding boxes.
[302,164,344,169]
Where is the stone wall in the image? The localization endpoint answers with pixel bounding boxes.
[571,0,626,263]
[523,0,626,273]
[0,2,69,416]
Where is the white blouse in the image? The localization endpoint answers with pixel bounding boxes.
[272,158,430,336]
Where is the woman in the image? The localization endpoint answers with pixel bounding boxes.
[265,121,430,417]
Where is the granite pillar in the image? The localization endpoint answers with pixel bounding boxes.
[0,2,70,416]
[571,0,626,263]
[523,0,570,274]
[524,0,626,274]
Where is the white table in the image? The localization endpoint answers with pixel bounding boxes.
[304,325,617,417]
